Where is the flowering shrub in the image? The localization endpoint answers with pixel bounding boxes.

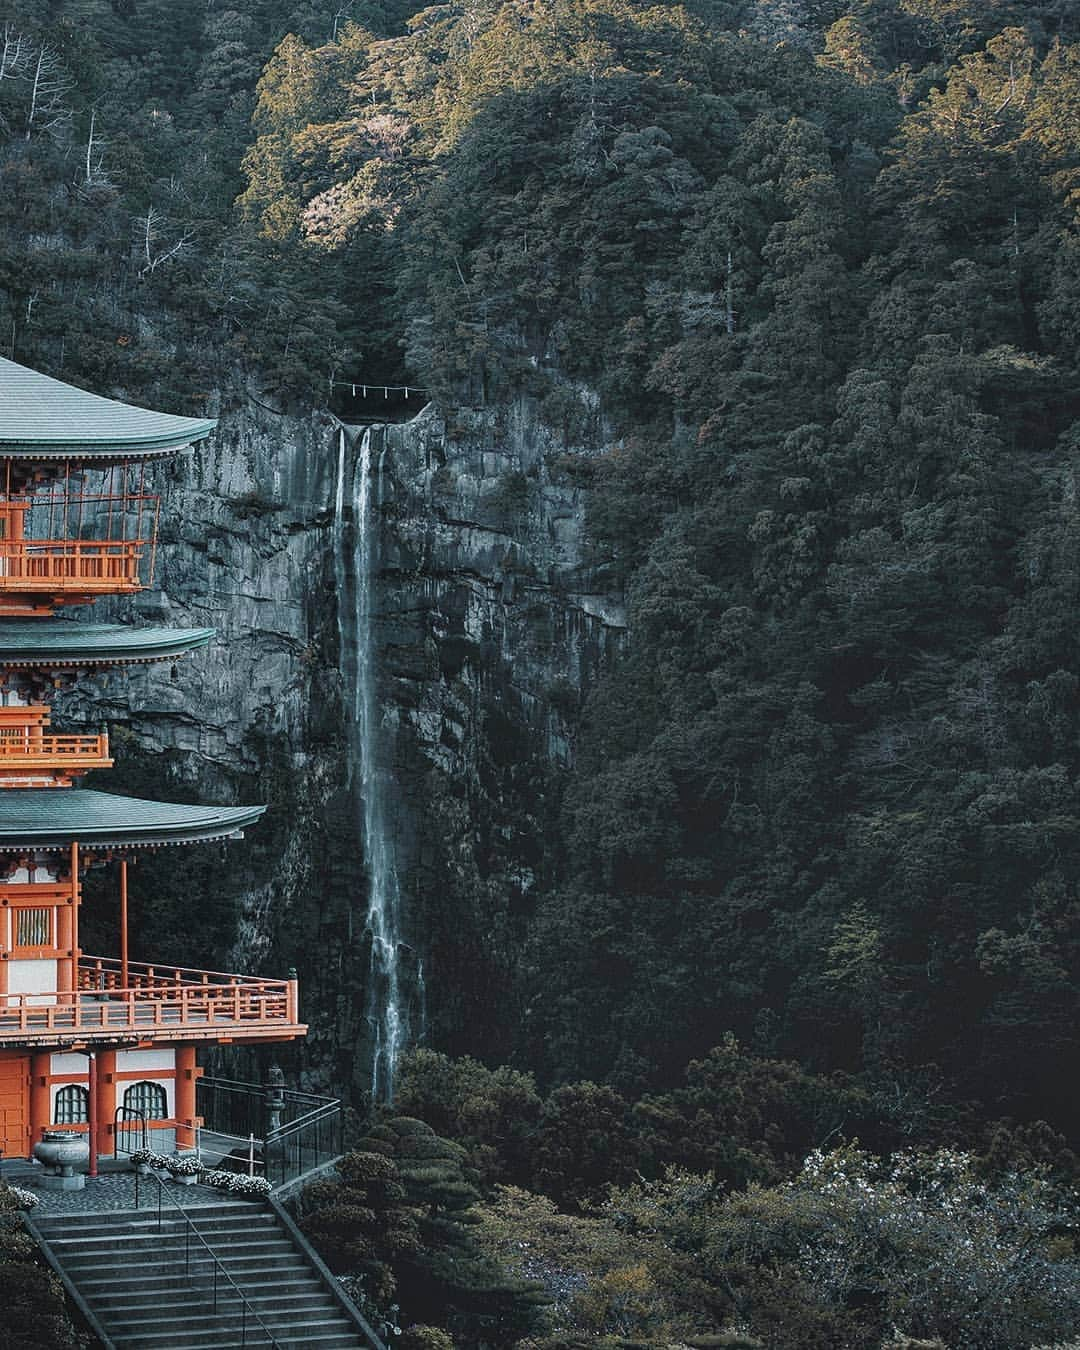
[131,1149,171,1169]
[201,1169,272,1197]
[165,1155,203,1178]
[715,1147,1079,1349]
[0,1184,39,1210]
[600,1148,1080,1348]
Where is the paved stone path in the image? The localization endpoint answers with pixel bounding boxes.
[1,1160,243,1218]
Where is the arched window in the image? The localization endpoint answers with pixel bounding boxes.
[122,1080,168,1120]
[54,1085,89,1125]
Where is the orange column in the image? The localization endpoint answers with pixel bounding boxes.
[86,1054,98,1177]
[56,902,72,994]
[119,858,129,989]
[69,841,80,992]
[95,1049,117,1161]
[174,1045,197,1149]
[29,1051,51,1146]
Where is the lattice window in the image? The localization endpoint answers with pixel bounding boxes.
[54,1085,89,1125]
[122,1080,168,1120]
[15,907,50,947]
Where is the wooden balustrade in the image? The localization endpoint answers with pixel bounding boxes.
[0,708,111,782]
[0,730,109,762]
[0,539,145,590]
[0,956,303,1046]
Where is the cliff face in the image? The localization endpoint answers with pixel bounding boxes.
[65,396,624,1098]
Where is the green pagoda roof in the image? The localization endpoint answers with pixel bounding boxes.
[0,621,215,668]
[0,357,215,461]
[0,789,265,851]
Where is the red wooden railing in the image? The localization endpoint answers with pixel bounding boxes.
[0,708,110,780]
[0,540,145,588]
[0,731,109,763]
[0,956,302,1045]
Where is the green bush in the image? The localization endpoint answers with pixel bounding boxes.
[399,1327,455,1350]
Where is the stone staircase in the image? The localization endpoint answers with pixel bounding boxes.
[31,1200,379,1349]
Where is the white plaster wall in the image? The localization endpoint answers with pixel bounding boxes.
[117,1048,176,1072]
[50,1052,86,1074]
[45,1050,177,1122]
[7,957,57,1004]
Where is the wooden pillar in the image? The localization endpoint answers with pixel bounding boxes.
[119,858,129,988]
[69,841,80,993]
[29,1051,51,1146]
[174,1045,197,1149]
[95,1049,116,1162]
[56,902,72,994]
[86,1053,98,1177]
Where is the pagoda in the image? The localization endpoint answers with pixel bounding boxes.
[0,357,305,1169]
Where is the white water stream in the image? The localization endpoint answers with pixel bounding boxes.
[334,426,406,1102]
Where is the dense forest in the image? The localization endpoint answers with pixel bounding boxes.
[2,0,1080,1345]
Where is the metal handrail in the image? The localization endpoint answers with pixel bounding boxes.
[136,1172,283,1348]
[200,1075,334,1108]
[113,1105,149,1157]
[266,1100,341,1143]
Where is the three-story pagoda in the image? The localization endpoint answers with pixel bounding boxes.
[0,357,305,1166]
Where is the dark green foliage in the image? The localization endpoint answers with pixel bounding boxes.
[0,0,411,406]
[399,1328,455,1350]
[596,1147,1080,1350]
[0,1196,79,1350]
[398,1045,892,1206]
[4,12,1080,1347]
[395,1049,543,1184]
[301,1125,549,1345]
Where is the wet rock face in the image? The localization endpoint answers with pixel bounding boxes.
[377,404,625,1067]
[66,397,624,1098]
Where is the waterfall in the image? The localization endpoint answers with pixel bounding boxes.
[334,426,406,1103]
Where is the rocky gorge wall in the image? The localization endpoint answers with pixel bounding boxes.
[63,394,625,1101]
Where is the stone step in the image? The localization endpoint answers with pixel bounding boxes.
[40,1229,294,1257]
[105,1299,343,1330]
[108,1317,365,1347]
[80,1271,323,1300]
[100,1293,338,1323]
[29,1201,375,1349]
[35,1207,273,1235]
[56,1231,299,1258]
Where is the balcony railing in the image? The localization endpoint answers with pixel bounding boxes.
[0,956,303,1047]
[0,539,146,590]
[196,1076,345,1190]
[0,717,111,779]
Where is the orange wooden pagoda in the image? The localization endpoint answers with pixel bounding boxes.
[0,358,305,1166]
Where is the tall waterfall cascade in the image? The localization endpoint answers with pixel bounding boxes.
[334,425,409,1102]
